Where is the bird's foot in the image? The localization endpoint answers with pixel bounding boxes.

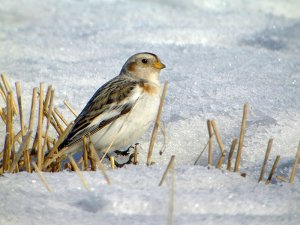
[109,144,140,168]
[114,153,135,168]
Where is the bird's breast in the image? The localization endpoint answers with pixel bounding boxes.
[139,82,160,96]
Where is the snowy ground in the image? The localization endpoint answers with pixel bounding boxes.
[0,0,300,224]
[1,166,300,225]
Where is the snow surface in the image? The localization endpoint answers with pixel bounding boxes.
[0,0,300,224]
[1,166,300,225]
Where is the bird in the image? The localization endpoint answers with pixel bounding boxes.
[58,52,166,157]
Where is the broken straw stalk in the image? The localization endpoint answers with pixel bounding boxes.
[265,155,280,185]
[32,161,52,192]
[1,74,18,115]
[258,139,273,182]
[211,120,225,168]
[159,155,175,186]
[69,155,90,191]
[82,137,89,171]
[147,81,168,166]
[227,138,238,171]
[207,120,213,166]
[290,141,300,183]
[234,103,248,172]
[15,82,31,172]
[37,83,44,169]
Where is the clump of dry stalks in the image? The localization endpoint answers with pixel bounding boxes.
[0,74,107,175]
[0,74,299,187]
[194,102,300,185]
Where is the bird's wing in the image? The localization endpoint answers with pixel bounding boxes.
[58,76,144,149]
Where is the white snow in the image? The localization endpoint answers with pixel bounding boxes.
[1,166,300,225]
[0,0,300,224]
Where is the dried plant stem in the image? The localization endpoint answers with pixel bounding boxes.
[28,88,39,154]
[109,156,115,169]
[29,88,38,130]
[15,127,24,140]
[234,103,248,172]
[43,146,69,169]
[258,139,273,182]
[5,92,14,171]
[158,121,167,155]
[211,120,225,168]
[9,131,32,173]
[54,107,69,126]
[13,129,24,145]
[265,155,280,185]
[31,133,39,153]
[88,145,97,171]
[46,139,52,153]
[0,107,6,123]
[159,155,175,186]
[207,120,213,166]
[42,132,55,144]
[24,147,31,173]
[147,81,168,166]
[194,136,214,165]
[19,127,31,172]
[2,133,11,172]
[51,112,64,134]
[227,138,238,171]
[43,85,52,111]
[15,82,31,172]
[37,83,44,169]
[89,142,111,185]
[49,115,63,135]
[289,141,300,183]
[82,137,89,171]
[276,175,288,182]
[1,74,18,115]
[15,82,25,136]
[32,162,52,192]
[42,90,54,157]
[6,92,14,139]
[78,157,83,170]
[44,122,74,163]
[68,155,90,191]
[0,84,6,102]
[64,100,78,117]
[133,143,138,165]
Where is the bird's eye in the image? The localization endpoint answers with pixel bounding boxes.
[141,59,148,64]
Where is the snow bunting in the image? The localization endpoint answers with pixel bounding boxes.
[58,52,166,155]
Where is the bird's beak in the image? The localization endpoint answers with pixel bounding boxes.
[153,61,166,70]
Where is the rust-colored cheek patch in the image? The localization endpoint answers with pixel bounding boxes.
[140,83,158,95]
[127,62,137,72]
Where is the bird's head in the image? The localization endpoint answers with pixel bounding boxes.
[121,52,166,83]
